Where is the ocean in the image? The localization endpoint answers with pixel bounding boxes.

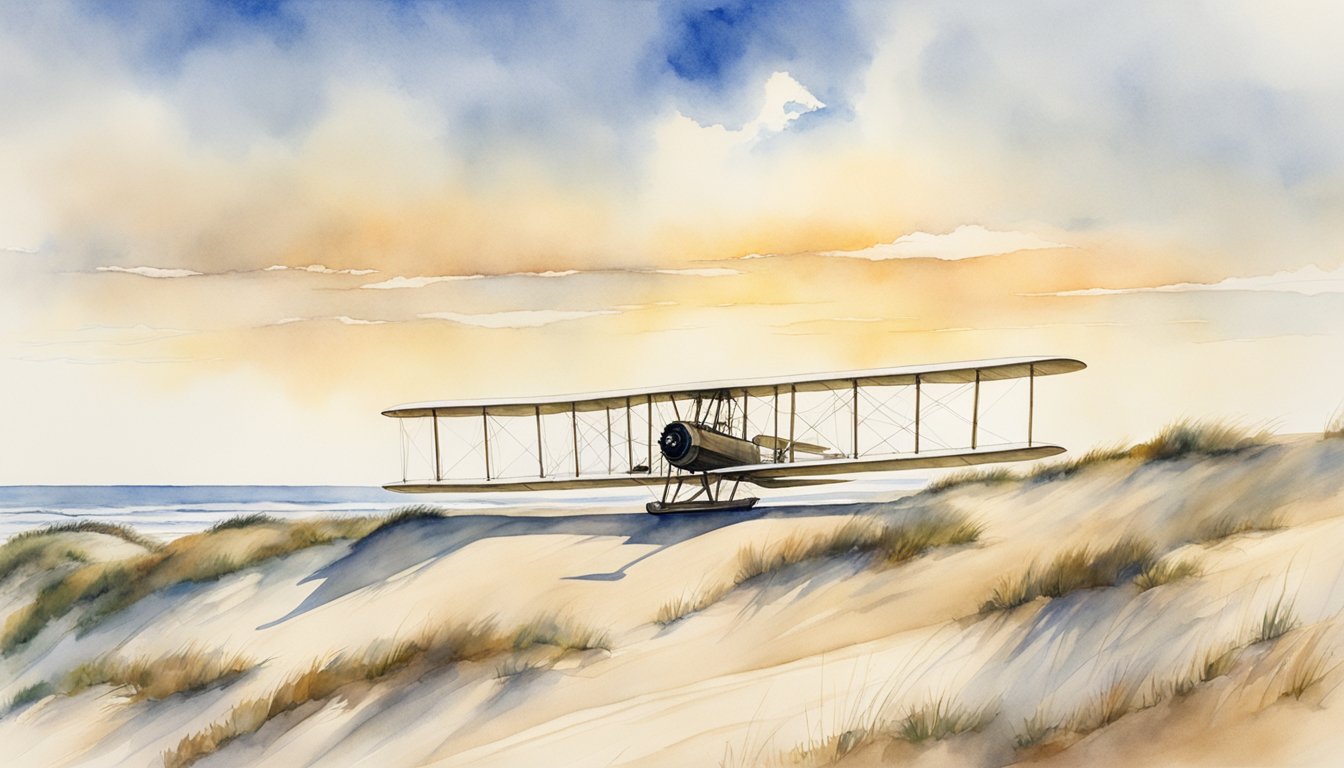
[0,477,929,541]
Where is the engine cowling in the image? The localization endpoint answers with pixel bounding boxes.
[658,421,761,472]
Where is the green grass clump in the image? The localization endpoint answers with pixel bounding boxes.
[510,614,611,653]
[207,514,278,532]
[63,646,255,702]
[364,505,447,537]
[1255,594,1299,643]
[1134,557,1204,591]
[1129,419,1270,462]
[897,697,992,742]
[981,537,1156,612]
[0,521,161,586]
[5,681,54,712]
[926,467,1017,494]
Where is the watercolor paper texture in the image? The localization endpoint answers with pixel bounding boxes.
[2,2,1344,767]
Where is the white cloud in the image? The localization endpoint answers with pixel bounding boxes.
[263,264,378,275]
[418,309,619,328]
[268,316,387,326]
[1042,264,1344,297]
[360,270,579,290]
[817,225,1072,261]
[94,265,203,278]
[648,268,741,277]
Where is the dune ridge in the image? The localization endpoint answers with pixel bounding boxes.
[2,428,1344,766]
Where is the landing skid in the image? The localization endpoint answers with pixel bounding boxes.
[646,497,759,514]
[646,469,758,515]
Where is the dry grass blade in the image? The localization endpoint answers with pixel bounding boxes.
[1280,628,1336,700]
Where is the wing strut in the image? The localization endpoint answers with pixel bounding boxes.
[432,408,442,482]
[972,369,981,450]
[1028,363,1035,447]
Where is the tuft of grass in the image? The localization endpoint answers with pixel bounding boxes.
[2,517,387,655]
[1255,593,1299,643]
[63,646,255,702]
[1129,419,1270,463]
[655,582,733,626]
[207,514,278,532]
[694,513,983,624]
[1325,406,1344,440]
[1013,707,1060,749]
[1134,556,1204,591]
[0,521,162,586]
[926,467,1017,494]
[365,505,447,537]
[1196,509,1285,544]
[896,697,992,742]
[1066,676,1142,735]
[735,513,981,586]
[5,680,54,712]
[1280,628,1335,700]
[1195,641,1242,683]
[511,614,610,652]
[981,537,1156,612]
[1026,445,1132,484]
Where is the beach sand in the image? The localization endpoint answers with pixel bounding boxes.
[3,435,1344,767]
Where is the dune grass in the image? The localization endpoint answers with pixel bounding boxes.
[510,613,611,652]
[1025,445,1132,484]
[1279,627,1335,700]
[4,681,54,712]
[0,521,161,586]
[736,514,983,585]
[1324,407,1344,440]
[653,514,982,627]
[926,467,1017,494]
[207,514,278,532]
[1134,556,1204,591]
[1254,594,1299,643]
[981,537,1156,612]
[1,516,390,655]
[896,697,993,742]
[63,647,255,702]
[1196,508,1286,544]
[3,505,457,654]
[163,613,608,768]
[1129,419,1271,462]
[655,582,736,627]
[365,505,447,536]
[927,420,1271,497]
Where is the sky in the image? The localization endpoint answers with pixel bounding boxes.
[2,0,1343,484]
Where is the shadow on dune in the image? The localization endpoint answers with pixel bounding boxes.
[258,501,887,630]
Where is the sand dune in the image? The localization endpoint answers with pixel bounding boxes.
[3,433,1344,767]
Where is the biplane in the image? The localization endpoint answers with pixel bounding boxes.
[382,356,1085,513]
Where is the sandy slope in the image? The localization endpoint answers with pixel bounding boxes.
[3,437,1344,767]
